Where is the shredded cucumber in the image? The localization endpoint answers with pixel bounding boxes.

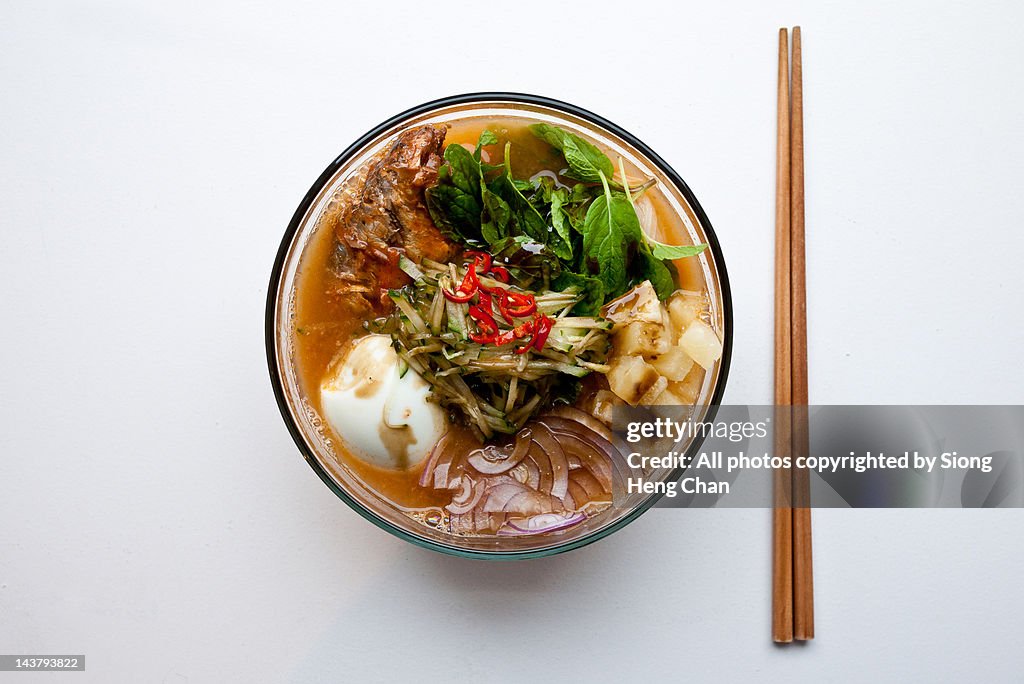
[373,259,610,434]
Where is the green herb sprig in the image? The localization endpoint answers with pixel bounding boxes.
[424,124,708,312]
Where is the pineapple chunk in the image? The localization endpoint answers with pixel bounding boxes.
[678,321,723,370]
[587,389,623,427]
[654,382,690,406]
[614,321,669,357]
[671,365,705,405]
[602,280,661,330]
[661,305,675,342]
[638,376,669,406]
[667,291,705,336]
[607,355,662,406]
[649,345,695,381]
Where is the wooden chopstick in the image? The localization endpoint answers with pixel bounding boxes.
[772,26,794,645]
[789,26,815,642]
[774,26,815,644]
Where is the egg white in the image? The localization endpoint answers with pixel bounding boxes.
[320,334,445,470]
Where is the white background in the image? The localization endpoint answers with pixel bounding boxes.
[2,1,1023,682]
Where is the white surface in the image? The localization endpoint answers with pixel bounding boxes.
[2,1,1023,682]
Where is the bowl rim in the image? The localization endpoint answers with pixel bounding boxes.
[266,92,734,560]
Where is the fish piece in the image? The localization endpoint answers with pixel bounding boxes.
[331,125,457,309]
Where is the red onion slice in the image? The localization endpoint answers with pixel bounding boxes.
[502,490,561,515]
[537,415,622,491]
[450,507,503,534]
[428,411,626,535]
[482,482,531,512]
[432,461,449,489]
[541,411,631,477]
[567,479,589,507]
[525,444,554,496]
[570,468,609,501]
[512,457,540,489]
[542,406,615,443]
[418,433,450,487]
[497,512,587,535]
[529,424,569,499]
[445,476,485,514]
[543,426,614,492]
[466,428,531,475]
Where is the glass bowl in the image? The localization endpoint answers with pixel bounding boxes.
[266,93,733,559]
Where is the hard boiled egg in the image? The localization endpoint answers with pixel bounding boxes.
[320,334,445,470]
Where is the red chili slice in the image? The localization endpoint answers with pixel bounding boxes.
[468,305,497,329]
[477,289,493,316]
[443,288,475,303]
[464,250,492,274]
[531,315,553,351]
[458,263,479,293]
[443,260,481,303]
[493,320,535,347]
[442,251,547,351]
[493,293,512,323]
[499,291,537,319]
[468,305,499,343]
[507,301,537,317]
[489,266,510,283]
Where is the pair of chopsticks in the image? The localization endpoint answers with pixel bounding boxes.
[773,26,814,643]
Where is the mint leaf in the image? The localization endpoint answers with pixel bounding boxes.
[549,187,572,255]
[477,129,499,147]
[580,175,643,297]
[425,184,484,246]
[529,123,614,184]
[528,122,568,151]
[480,185,511,244]
[580,194,627,295]
[639,248,677,300]
[561,136,614,183]
[648,240,708,260]
[443,144,481,198]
